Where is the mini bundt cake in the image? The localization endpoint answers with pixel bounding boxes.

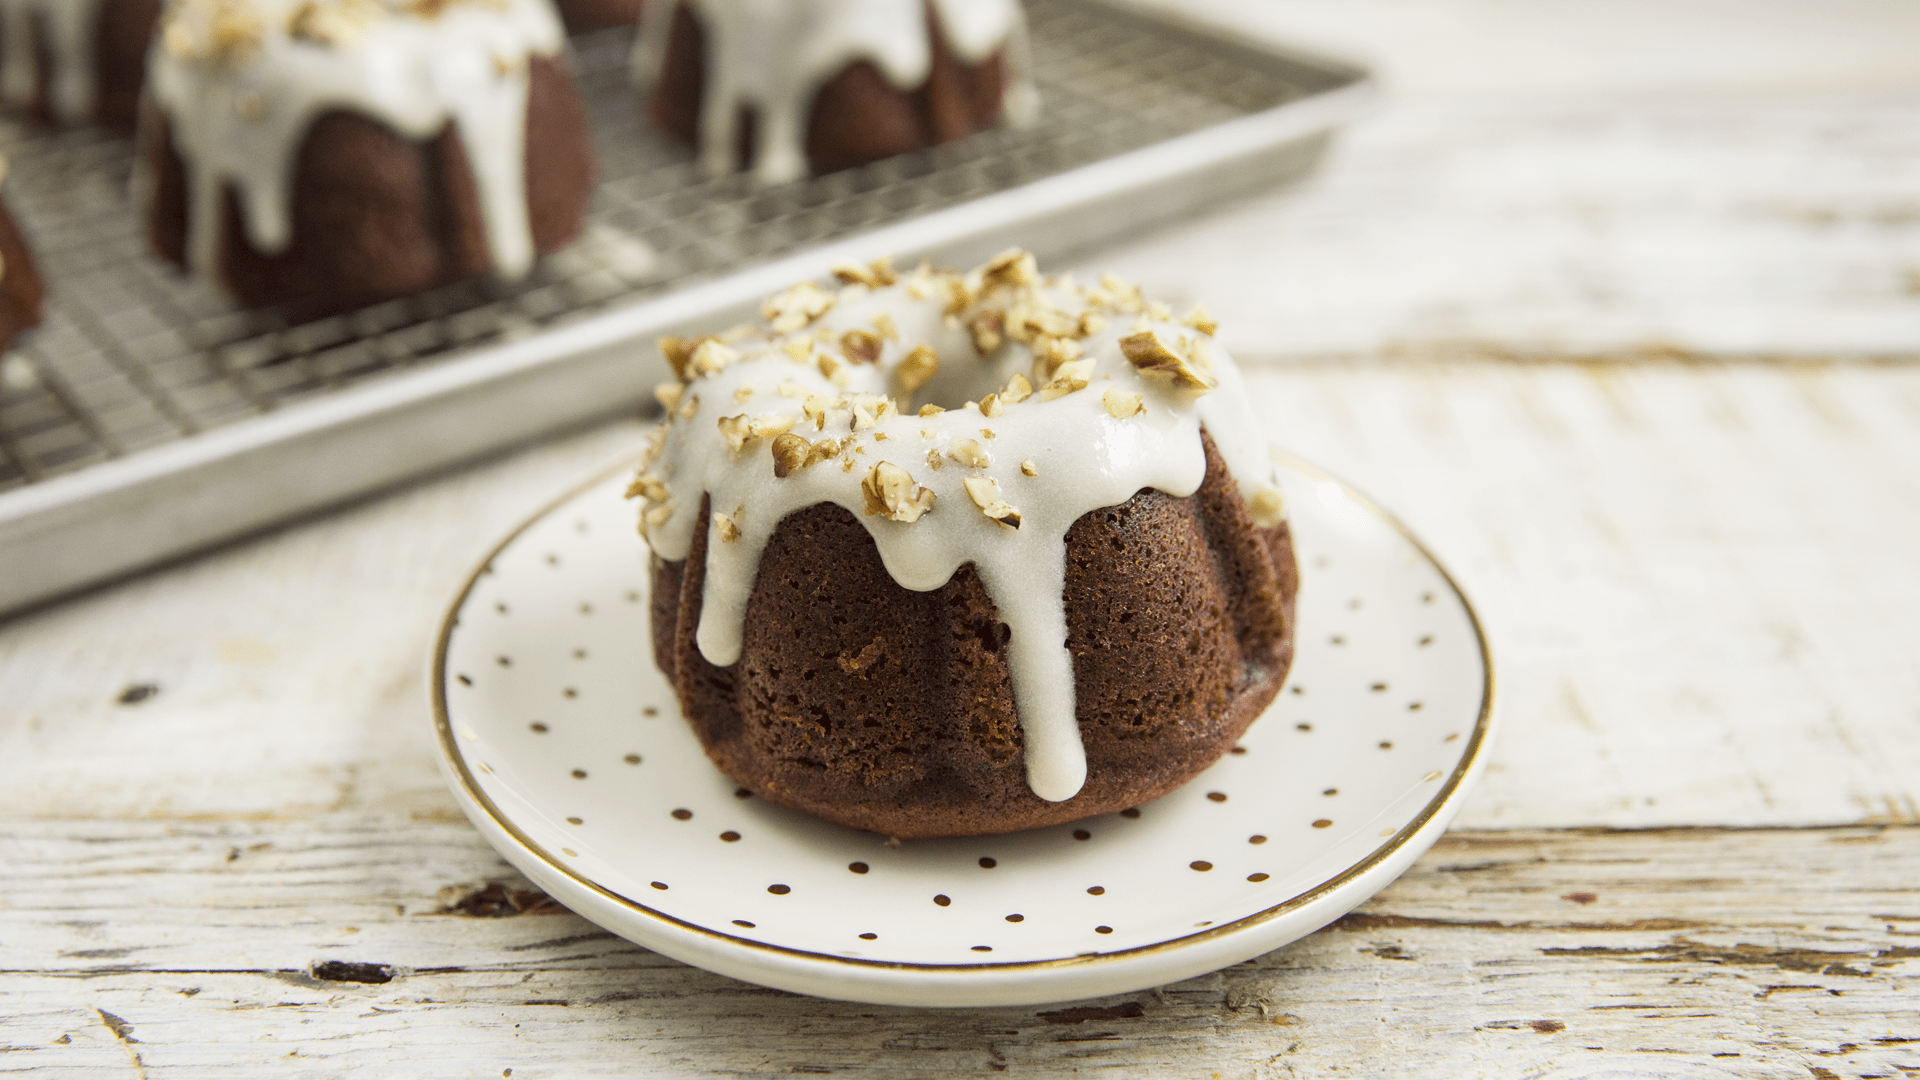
[640,0,1040,184]
[632,250,1298,839]
[0,158,43,351]
[140,0,597,317]
[0,0,163,131]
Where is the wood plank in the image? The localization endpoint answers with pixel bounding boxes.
[3,820,1915,1076]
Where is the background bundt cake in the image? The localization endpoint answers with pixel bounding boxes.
[633,251,1298,838]
[0,0,164,132]
[640,0,1040,184]
[140,0,597,317]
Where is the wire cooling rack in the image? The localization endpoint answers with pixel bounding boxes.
[0,0,1369,613]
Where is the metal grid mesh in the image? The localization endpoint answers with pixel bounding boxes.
[0,0,1319,493]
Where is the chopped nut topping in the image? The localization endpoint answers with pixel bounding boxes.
[1183,303,1218,336]
[849,394,895,431]
[861,462,936,522]
[947,439,990,468]
[840,329,883,365]
[805,438,842,467]
[776,380,808,398]
[905,263,938,300]
[802,394,835,430]
[918,404,945,417]
[644,501,674,529]
[1037,359,1094,401]
[980,248,1039,290]
[968,311,1004,356]
[1146,300,1172,321]
[1032,335,1082,380]
[895,344,940,397]
[1102,387,1145,418]
[763,281,836,334]
[1118,330,1218,392]
[980,428,997,439]
[716,415,751,455]
[1000,373,1033,404]
[713,509,741,543]
[1099,273,1146,314]
[1079,311,1108,337]
[688,339,738,378]
[624,474,669,502]
[678,393,700,420]
[770,433,810,477]
[733,386,754,404]
[779,337,813,365]
[654,381,684,413]
[718,413,794,455]
[963,477,1022,530]
[816,352,851,388]
[871,311,899,341]
[831,256,897,289]
[1249,486,1287,528]
[943,276,976,318]
[925,447,944,471]
[658,335,707,381]
[979,393,1004,418]
[1020,459,1039,477]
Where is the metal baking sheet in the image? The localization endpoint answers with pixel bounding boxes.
[0,0,1370,615]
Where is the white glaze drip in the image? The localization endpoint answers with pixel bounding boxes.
[0,0,107,124]
[636,0,1038,185]
[146,0,564,285]
[637,256,1283,804]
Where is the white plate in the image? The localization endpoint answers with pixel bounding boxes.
[430,450,1496,1007]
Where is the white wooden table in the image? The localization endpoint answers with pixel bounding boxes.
[6,2,1920,1075]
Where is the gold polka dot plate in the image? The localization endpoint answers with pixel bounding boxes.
[430,449,1496,1007]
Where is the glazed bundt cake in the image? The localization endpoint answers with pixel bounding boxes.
[640,0,1040,184]
[139,0,597,316]
[633,250,1298,839]
[0,0,163,131]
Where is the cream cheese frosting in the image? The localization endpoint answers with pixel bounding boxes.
[145,0,566,285]
[635,0,1040,185]
[0,0,108,124]
[632,250,1287,803]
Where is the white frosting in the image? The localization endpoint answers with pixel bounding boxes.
[636,0,1039,185]
[0,0,107,124]
[145,0,566,284]
[635,254,1284,803]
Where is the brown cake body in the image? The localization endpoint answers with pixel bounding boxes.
[0,0,163,132]
[651,433,1299,839]
[143,54,595,317]
[648,0,1023,180]
[555,0,645,31]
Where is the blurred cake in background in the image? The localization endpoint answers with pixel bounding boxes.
[555,0,644,31]
[0,158,43,352]
[140,0,597,317]
[0,0,164,131]
[641,0,1039,185]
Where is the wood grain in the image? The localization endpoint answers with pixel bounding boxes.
[4,820,1914,1077]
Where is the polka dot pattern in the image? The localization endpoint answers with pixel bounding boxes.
[439,457,1491,971]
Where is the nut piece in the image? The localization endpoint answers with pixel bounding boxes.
[840,329,883,365]
[802,394,835,430]
[918,403,945,417]
[1037,359,1094,401]
[895,344,940,396]
[678,392,700,420]
[947,439,990,468]
[644,501,674,529]
[1249,485,1287,528]
[1102,387,1145,418]
[654,381,684,413]
[658,335,708,381]
[861,462,936,523]
[980,248,1039,290]
[871,312,899,341]
[718,413,794,455]
[831,256,897,288]
[1183,303,1218,336]
[712,509,742,543]
[290,0,377,48]
[963,477,1022,530]
[848,394,894,431]
[770,433,810,477]
[1000,373,1033,404]
[816,352,851,388]
[968,311,1004,356]
[805,438,843,467]
[1020,458,1039,477]
[763,281,836,334]
[979,393,1004,418]
[1118,330,1218,392]
[624,473,669,503]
